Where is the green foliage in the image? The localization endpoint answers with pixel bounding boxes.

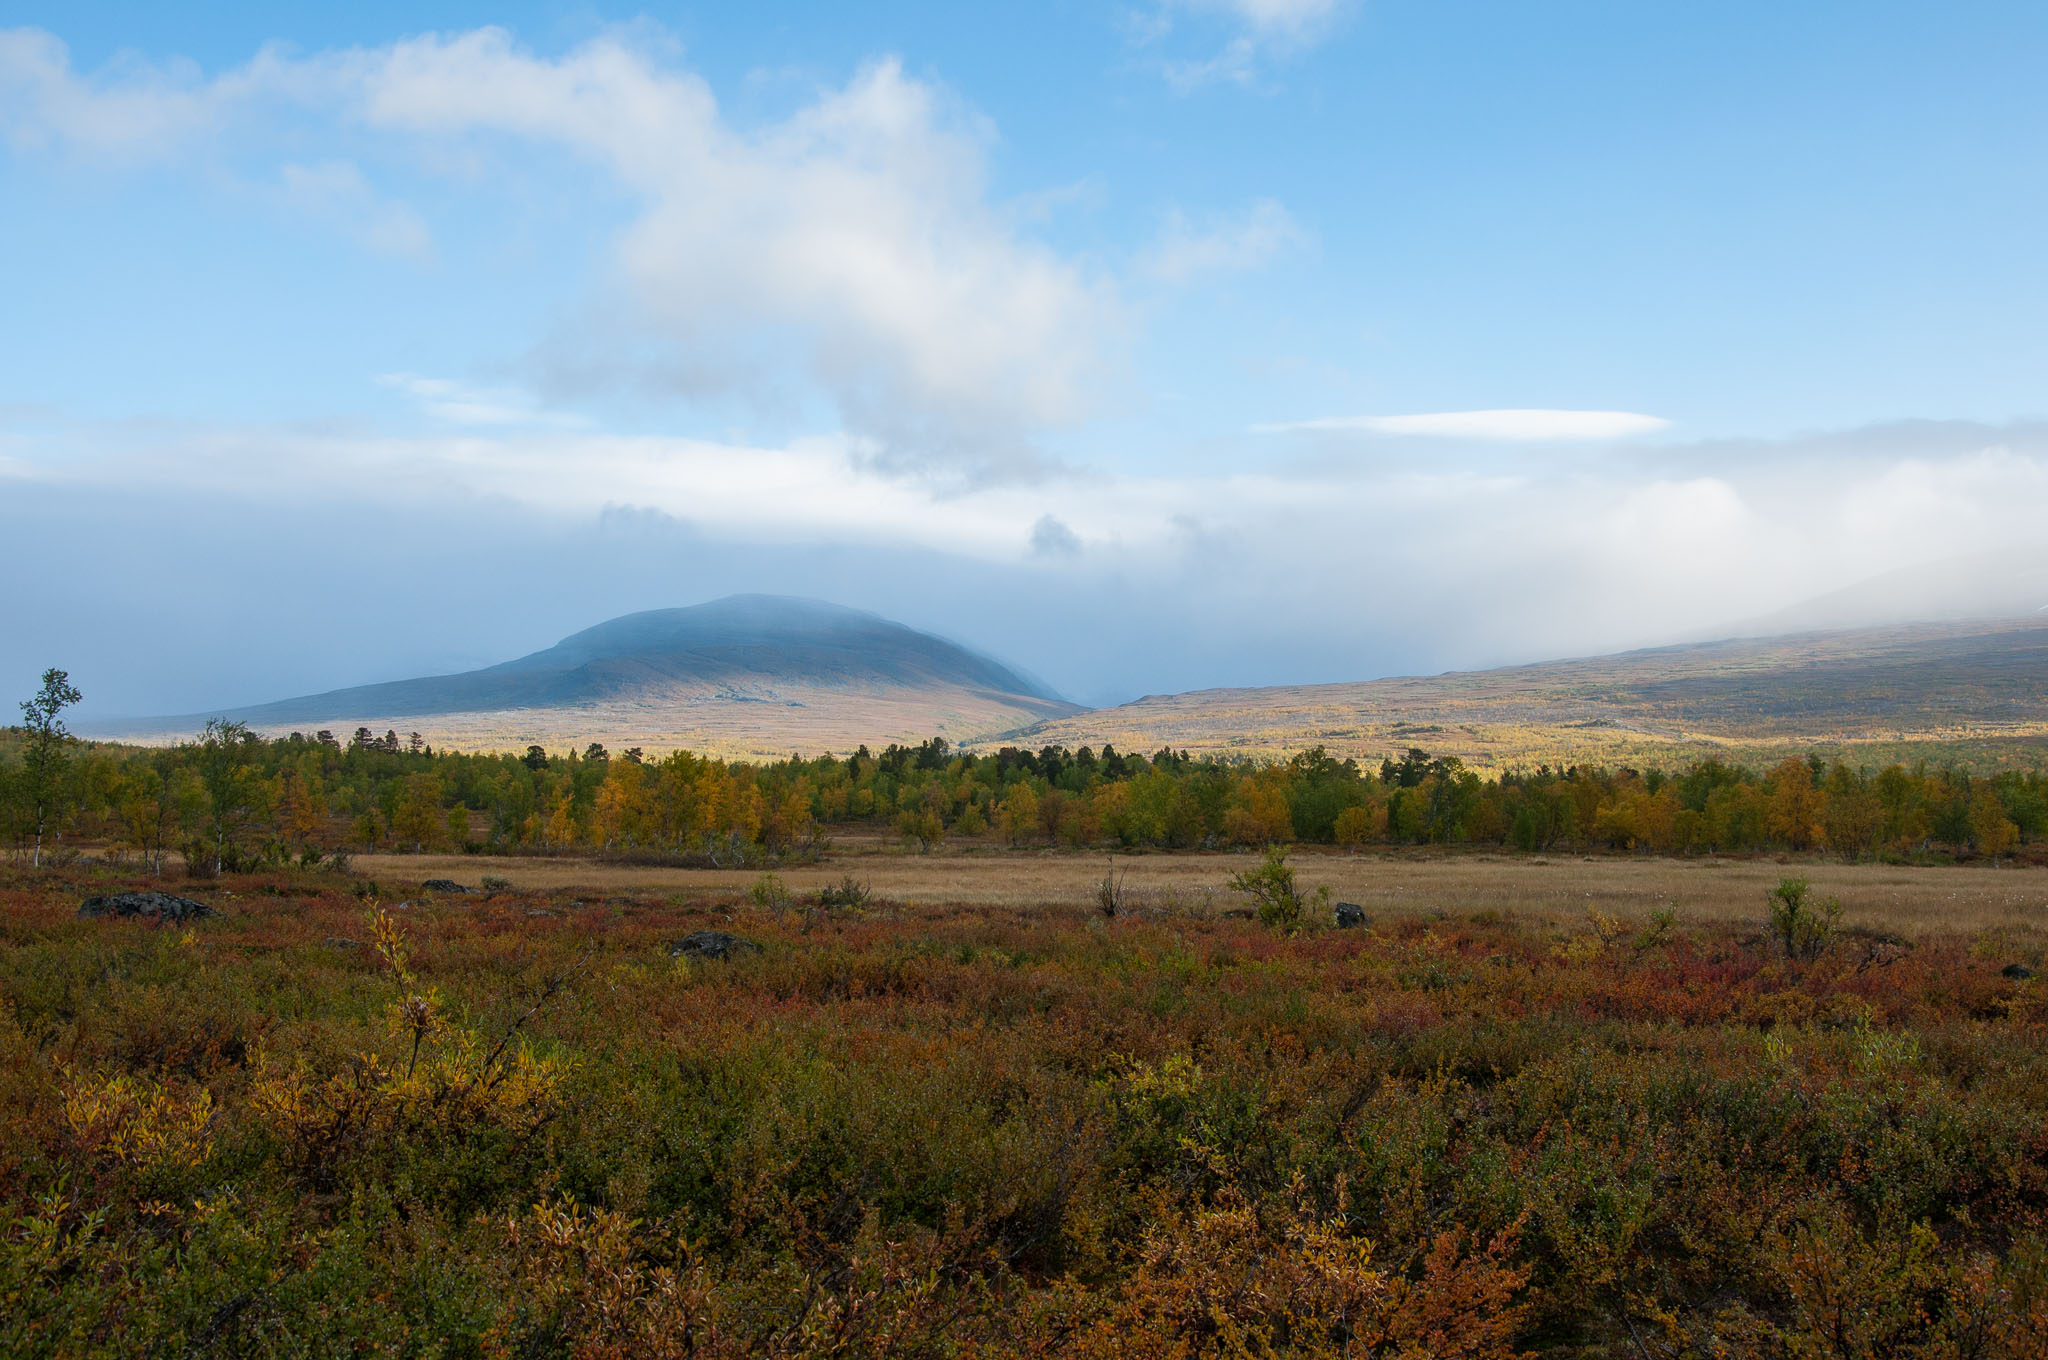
[1227,845,1329,933]
[747,871,793,918]
[5,715,2048,869]
[1766,875,1843,960]
[16,669,82,869]
[815,874,870,913]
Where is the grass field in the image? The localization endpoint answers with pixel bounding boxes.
[355,845,2048,938]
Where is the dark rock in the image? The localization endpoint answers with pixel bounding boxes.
[1334,902,1368,929]
[2003,963,2036,980]
[78,891,214,924]
[421,879,474,894]
[668,930,763,961]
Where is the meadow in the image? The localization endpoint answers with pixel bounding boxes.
[359,843,2048,938]
[4,847,2047,1357]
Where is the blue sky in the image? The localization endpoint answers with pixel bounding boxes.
[3,2,2046,714]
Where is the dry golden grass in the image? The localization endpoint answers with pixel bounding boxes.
[358,845,2048,939]
[101,682,1072,760]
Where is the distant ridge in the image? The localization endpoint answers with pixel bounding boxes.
[94,595,1079,756]
[1716,547,2048,639]
[992,616,2048,773]
[85,601,2048,771]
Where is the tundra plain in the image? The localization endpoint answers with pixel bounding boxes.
[363,844,2048,939]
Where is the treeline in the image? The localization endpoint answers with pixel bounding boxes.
[4,715,2045,868]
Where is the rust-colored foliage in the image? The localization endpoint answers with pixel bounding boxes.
[1,858,2046,1356]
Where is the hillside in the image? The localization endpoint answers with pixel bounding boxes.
[991,617,2048,772]
[94,595,1079,757]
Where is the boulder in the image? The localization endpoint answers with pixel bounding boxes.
[1334,902,1368,929]
[2003,963,2036,981]
[78,891,214,924]
[668,930,763,961]
[421,879,474,894]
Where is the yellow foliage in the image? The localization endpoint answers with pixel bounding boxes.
[1031,1177,1530,1360]
[59,1067,215,1173]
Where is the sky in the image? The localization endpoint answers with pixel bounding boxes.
[3,0,2046,715]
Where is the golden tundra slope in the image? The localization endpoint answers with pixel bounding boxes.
[991,618,2048,772]
[202,681,1074,760]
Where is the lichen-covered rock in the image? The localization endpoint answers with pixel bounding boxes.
[1334,902,1368,929]
[421,879,474,894]
[668,930,763,961]
[78,891,215,924]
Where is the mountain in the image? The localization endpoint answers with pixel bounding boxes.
[88,599,2048,772]
[1721,548,2048,638]
[990,616,2048,773]
[97,596,1079,757]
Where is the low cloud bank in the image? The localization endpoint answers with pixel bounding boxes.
[6,415,2044,719]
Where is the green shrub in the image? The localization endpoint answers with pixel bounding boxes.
[1766,876,1841,960]
[1227,846,1327,933]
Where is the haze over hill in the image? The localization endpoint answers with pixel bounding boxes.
[994,617,2048,773]
[1719,547,2048,639]
[78,594,2048,772]
[93,596,1078,758]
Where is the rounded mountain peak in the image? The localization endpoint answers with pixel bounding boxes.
[532,595,1062,701]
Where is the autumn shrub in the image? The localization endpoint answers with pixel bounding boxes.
[2,862,2047,1355]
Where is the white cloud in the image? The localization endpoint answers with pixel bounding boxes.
[0,28,323,158]
[375,374,587,429]
[352,32,1121,466]
[280,161,432,260]
[1,28,214,155]
[0,26,1121,476]
[1141,0,1351,90]
[1258,409,1673,441]
[1143,198,1304,282]
[1199,0,1346,38]
[13,414,2048,703]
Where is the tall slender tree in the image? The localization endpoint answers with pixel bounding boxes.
[195,717,256,875]
[20,668,82,869]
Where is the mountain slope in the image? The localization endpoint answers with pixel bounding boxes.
[1721,547,2048,638]
[98,596,1078,756]
[990,617,2048,772]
